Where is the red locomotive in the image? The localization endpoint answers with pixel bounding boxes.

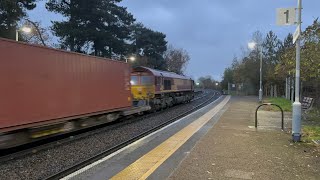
[131,67,194,110]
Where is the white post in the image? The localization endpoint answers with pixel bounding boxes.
[287,78,290,99]
[291,78,294,103]
[292,0,302,142]
[288,75,291,100]
[274,85,277,97]
[259,46,263,102]
[16,30,19,41]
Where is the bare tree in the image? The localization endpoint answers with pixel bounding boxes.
[198,76,219,89]
[164,45,190,75]
[21,19,50,46]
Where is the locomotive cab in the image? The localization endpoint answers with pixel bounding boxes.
[130,72,155,102]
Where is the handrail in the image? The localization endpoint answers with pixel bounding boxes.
[255,103,284,130]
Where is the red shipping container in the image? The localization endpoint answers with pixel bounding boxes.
[0,38,131,132]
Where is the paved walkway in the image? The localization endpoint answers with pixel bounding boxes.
[170,96,320,180]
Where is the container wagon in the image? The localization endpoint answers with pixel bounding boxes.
[0,38,144,148]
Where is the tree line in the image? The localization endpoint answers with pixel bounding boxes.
[221,19,320,103]
[0,0,190,75]
[197,76,220,90]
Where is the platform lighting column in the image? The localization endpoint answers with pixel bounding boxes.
[292,0,302,142]
[16,30,19,41]
[16,26,32,41]
[258,45,263,102]
[124,56,136,63]
[248,42,263,102]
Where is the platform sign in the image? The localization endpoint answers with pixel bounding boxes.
[293,26,300,44]
[276,8,296,26]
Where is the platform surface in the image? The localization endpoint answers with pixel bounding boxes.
[63,96,320,180]
[170,96,320,180]
[63,95,230,180]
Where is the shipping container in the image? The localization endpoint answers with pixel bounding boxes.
[0,38,131,132]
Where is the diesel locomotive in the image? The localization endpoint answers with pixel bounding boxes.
[131,67,194,110]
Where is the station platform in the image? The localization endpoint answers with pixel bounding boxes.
[62,96,320,180]
[170,96,320,180]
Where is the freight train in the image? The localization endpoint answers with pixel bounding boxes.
[0,38,194,149]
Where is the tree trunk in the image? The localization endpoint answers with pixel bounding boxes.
[265,86,268,97]
[285,78,287,99]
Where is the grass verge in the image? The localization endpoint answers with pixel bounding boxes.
[302,125,320,143]
[263,97,292,112]
[302,108,320,143]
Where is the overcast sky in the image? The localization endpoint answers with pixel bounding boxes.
[28,0,320,81]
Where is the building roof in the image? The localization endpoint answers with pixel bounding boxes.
[133,67,192,80]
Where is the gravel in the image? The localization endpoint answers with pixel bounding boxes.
[0,90,218,180]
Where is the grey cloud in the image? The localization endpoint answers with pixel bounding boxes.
[28,0,320,80]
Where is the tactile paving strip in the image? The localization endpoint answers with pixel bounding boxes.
[111,96,230,180]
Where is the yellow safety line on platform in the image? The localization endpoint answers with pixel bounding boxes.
[110,96,230,180]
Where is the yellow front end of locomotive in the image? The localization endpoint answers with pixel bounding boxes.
[131,85,155,100]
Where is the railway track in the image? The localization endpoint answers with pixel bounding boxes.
[0,90,219,180]
[45,91,219,180]
[0,90,210,162]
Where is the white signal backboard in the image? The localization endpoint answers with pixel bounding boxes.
[276,8,296,26]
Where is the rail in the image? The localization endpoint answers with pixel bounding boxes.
[45,92,220,180]
[255,103,284,130]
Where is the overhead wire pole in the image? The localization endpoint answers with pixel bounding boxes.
[292,0,302,142]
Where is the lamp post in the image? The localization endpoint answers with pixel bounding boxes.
[292,0,302,142]
[124,56,136,63]
[248,42,263,102]
[16,26,32,41]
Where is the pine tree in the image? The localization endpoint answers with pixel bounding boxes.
[263,31,282,65]
[130,23,167,70]
[46,0,135,56]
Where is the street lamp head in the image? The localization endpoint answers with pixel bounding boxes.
[248,42,256,50]
[21,26,32,33]
[129,56,136,61]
